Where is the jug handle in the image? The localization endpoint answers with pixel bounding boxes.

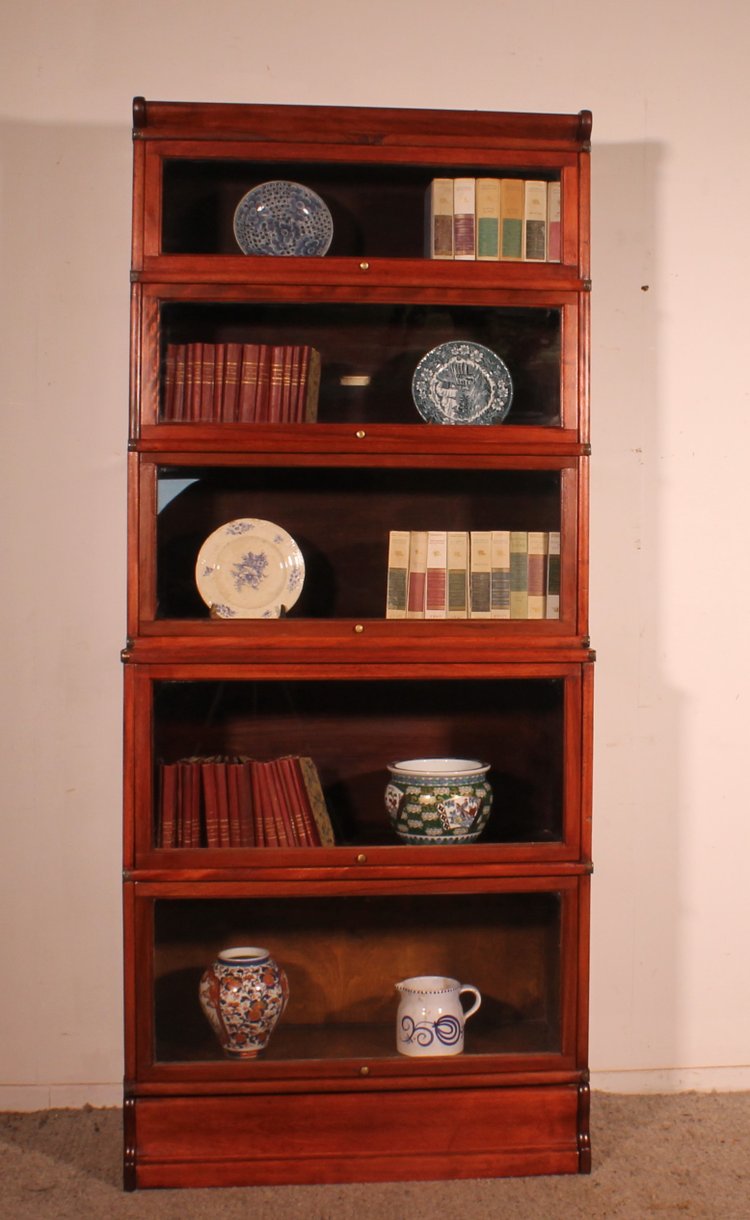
[459,985,481,1021]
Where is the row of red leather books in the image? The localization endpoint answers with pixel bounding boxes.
[157,755,335,848]
[161,342,321,424]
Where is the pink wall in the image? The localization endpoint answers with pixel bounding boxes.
[1,0,748,1104]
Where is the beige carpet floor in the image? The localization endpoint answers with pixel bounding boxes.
[0,1092,748,1219]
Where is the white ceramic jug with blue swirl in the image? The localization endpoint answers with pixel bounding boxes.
[395,975,481,1057]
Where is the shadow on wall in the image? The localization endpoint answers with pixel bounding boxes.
[589,139,686,1082]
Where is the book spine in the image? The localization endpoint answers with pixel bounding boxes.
[281,344,294,424]
[222,342,242,422]
[250,761,266,847]
[238,344,260,422]
[267,345,286,423]
[297,756,335,845]
[490,530,511,619]
[255,345,272,422]
[523,180,548,262]
[238,760,255,846]
[267,759,292,845]
[527,531,548,619]
[176,762,188,847]
[547,181,561,263]
[546,531,561,619]
[180,345,191,424]
[173,763,184,848]
[226,761,242,847]
[476,178,501,260]
[425,178,454,258]
[184,760,201,848]
[500,179,524,260]
[291,345,306,423]
[510,531,529,618]
[469,531,492,618]
[284,756,316,845]
[406,530,428,619]
[303,348,321,422]
[452,178,476,260]
[233,761,250,846]
[162,344,177,422]
[171,344,187,422]
[199,344,215,421]
[269,758,298,846]
[201,761,221,848]
[385,529,411,619]
[265,346,286,427]
[255,761,280,846]
[211,343,226,423]
[285,756,322,846]
[159,763,177,848]
[274,757,307,846]
[186,342,202,422]
[446,531,469,619]
[215,760,231,847]
[424,530,448,619]
[282,345,297,424]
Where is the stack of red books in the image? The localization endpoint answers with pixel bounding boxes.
[157,754,334,848]
[161,342,321,423]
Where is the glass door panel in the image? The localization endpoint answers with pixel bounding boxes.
[157,300,562,428]
[150,891,563,1065]
[155,465,563,622]
[160,160,563,261]
[150,676,566,850]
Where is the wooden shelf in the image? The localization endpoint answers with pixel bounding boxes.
[155,1018,562,1068]
[134,255,588,291]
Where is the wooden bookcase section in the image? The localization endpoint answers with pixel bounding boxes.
[124,98,594,1189]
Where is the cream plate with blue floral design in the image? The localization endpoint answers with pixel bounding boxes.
[195,518,305,619]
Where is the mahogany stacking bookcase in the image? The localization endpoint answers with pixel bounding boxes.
[123,98,594,1189]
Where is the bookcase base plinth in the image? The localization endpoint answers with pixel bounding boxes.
[128,1081,588,1188]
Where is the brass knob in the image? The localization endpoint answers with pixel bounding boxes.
[354,624,364,634]
[359,1065,370,1076]
[356,853,367,864]
[355,429,366,439]
[359,261,370,271]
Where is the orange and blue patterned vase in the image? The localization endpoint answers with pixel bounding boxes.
[199,946,289,1058]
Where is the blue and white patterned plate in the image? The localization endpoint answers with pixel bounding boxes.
[233,180,333,256]
[195,518,305,619]
[411,340,513,425]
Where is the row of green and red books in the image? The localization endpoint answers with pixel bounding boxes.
[157,754,335,848]
[425,178,560,262]
[161,342,321,423]
[386,529,561,620]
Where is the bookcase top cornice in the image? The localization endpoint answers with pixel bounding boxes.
[132,98,592,152]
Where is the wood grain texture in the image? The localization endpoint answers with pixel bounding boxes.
[125,99,594,1189]
[131,1084,583,1187]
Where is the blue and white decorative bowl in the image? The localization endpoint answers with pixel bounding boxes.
[385,757,493,844]
[233,180,333,256]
